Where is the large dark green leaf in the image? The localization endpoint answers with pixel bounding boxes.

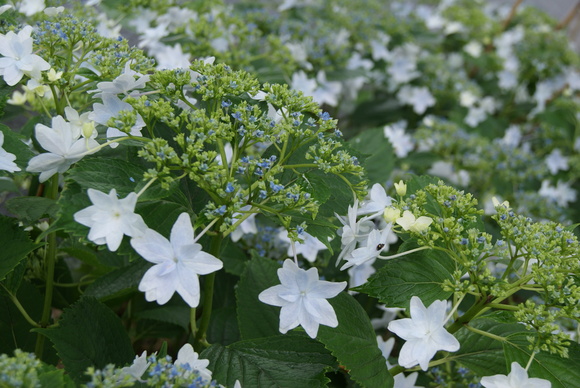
[236,256,281,340]
[0,215,42,281]
[66,157,176,201]
[201,334,335,388]
[5,196,59,224]
[33,297,134,383]
[83,259,150,301]
[354,242,456,308]
[317,293,393,388]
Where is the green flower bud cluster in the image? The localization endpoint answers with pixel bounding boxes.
[492,206,580,356]
[137,60,365,232]
[0,350,42,387]
[514,300,571,358]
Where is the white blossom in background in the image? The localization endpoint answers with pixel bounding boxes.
[369,32,391,62]
[371,305,403,330]
[311,71,343,107]
[347,258,376,290]
[291,70,317,96]
[278,229,327,263]
[463,41,483,57]
[175,343,213,382]
[89,94,146,146]
[9,0,45,16]
[538,180,577,207]
[377,336,423,387]
[121,351,150,380]
[74,189,147,251]
[500,125,522,149]
[286,42,312,70]
[258,259,346,338]
[27,115,99,182]
[428,161,470,186]
[0,25,51,86]
[153,43,192,70]
[357,183,392,218]
[0,131,20,173]
[388,296,460,371]
[480,362,551,388]
[230,205,257,243]
[384,121,414,158]
[397,86,435,115]
[131,212,223,307]
[544,148,569,175]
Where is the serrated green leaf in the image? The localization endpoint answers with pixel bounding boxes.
[33,297,134,383]
[0,215,42,281]
[348,127,395,185]
[83,259,150,301]
[354,242,456,308]
[317,293,393,388]
[236,256,282,340]
[5,196,59,224]
[66,157,176,201]
[201,334,335,388]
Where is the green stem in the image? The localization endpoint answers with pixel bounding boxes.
[465,324,507,342]
[0,284,40,328]
[446,296,489,334]
[193,234,223,349]
[34,174,60,359]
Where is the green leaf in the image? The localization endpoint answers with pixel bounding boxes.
[236,256,282,340]
[207,307,241,346]
[133,301,190,330]
[502,334,580,388]
[317,293,393,388]
[453,317,580,387]
[220,238,249,276]
[201,334,335,388]
[348,127,395,185]
[0,215,42,281]
[66,157,176,201]
[0,123,36,168]
[5,196,59,224]
[452,318,523,376]
[83,259,150,301]
[33,297,134,383]
[354,242,456,308]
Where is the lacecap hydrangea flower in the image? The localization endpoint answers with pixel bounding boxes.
[259,259,346,338]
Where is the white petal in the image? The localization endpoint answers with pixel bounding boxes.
[131,229,174,264]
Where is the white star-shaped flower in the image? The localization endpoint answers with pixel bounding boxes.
[358,183,392,218]
[0,131,20,173]
[340,226,393,270]
[258,259,346,338]
[388,296,460,371]
[131,212,223,307]
[0,25,50,86]
[74,189,147,251]
[480,362,551,388]
[175,343,213,382]
[92,61,150,98]
[26,115,99,182]
[336,200,375,263]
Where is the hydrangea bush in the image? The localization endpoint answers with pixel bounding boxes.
[0,1,578,387]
